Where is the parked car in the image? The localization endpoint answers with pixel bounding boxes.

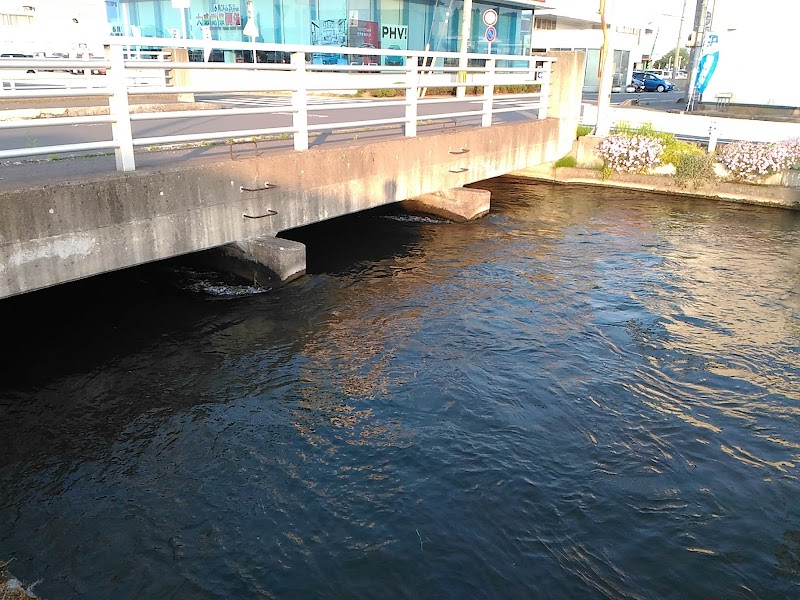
[645,69,669,78]
[385,45,404,67]
[632,71,674,92]
[0,53,36,73]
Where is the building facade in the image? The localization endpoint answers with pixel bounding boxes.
[0,0,107,55]
[695,0,799,109]
[2,0,651,93]
[528,0,649,91]
[104,0,549,63]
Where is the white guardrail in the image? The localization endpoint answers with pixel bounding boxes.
[0,37,554,172]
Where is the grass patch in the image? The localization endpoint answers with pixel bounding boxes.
[555,154,577,168]
[369,88,399,98]
[361,84,541,98]
[576,124,593,138]
[674,153,717,188]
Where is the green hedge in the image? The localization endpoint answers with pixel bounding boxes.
[360,84,542,98]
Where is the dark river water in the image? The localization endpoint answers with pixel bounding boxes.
[1,179,799,599]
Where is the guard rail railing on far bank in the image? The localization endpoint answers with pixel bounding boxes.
[0,37,554,172]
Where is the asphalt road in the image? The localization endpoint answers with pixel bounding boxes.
[582,89,687,111]
[0,79,689,155]
[0,95,539,153]
[0,94,544,189]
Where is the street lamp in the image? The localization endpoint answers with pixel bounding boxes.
[594,0,616,136]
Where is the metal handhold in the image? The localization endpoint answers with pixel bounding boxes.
[242,209,277,219]
[240,182,277,192]
[448,166,469,173]
[229,139,260,160]
[448,146,470,155]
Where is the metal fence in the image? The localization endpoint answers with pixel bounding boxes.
[0,37,554,172]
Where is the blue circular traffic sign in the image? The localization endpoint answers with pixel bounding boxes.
[485,26,497,42]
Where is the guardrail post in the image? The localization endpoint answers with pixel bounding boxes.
[291,51,309,151]
[105,43,135,172]
[482,58,495,127]
[169,48,195,102]
[707,120,718,153]
[404,57,418,137]
[538,59,550,120]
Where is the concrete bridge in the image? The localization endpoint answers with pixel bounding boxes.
[0,41,584,300]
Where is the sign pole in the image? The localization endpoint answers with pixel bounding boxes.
[171,0,189,39]
[243,0,259,66]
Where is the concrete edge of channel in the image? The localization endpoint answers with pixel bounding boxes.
[510,164,800,210]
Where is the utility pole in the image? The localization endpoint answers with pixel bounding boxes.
[671,0,688,80]
[594,0,615,136]
[457,0,473,99]
[685,0,708,111]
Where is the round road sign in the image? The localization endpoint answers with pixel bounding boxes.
[482,9,498,27]
[485,26,497,42]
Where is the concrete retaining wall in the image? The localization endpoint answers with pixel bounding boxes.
[511,164,800,210]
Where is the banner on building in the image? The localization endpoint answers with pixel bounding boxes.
[694,32,719,94]
[310,18,347,64]
[380,24,408,66]
[195,4,242,29]
[348,20,380,65]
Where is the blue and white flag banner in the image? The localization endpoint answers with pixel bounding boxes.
[695,32,720,94]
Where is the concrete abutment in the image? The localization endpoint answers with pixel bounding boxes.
[208,236,307,287]
[403,187,491,222]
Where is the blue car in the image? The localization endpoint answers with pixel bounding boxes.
[631,71,675,93]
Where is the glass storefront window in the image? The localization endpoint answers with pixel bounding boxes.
[117,0,532,61]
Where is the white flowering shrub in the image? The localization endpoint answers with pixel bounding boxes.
[718,138,800,181]
[781,138,800,166]
[597,133,665,174]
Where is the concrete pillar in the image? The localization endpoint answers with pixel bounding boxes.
[573,135,604,168]
[545,51,587,158]
[594,26,616,137]
[214,236,306,286]
[456,0,473,99]
[402,187,490,222]
[169,48,195,103]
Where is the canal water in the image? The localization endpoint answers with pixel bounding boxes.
[1,179,799,599]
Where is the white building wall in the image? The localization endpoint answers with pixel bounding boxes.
[0,0,107,55]
[700,1,799,108]
[532,0,646,90]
